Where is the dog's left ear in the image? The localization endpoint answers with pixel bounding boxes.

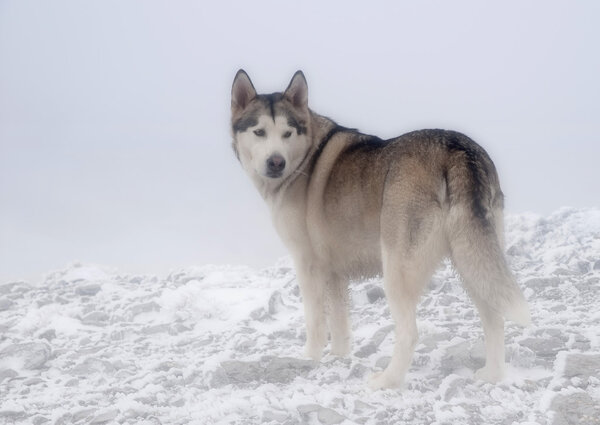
[284,71,308,109]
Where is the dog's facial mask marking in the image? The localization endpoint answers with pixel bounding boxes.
[236,115,308,180]
[231,70,311,181]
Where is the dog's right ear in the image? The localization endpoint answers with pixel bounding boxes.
[231,70,256,114]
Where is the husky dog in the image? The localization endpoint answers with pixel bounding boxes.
[230,70,531,389]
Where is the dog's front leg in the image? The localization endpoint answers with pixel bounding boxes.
[295,262,327,361]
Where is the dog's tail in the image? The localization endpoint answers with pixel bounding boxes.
[442,132,530,326]
[446,206,531,327]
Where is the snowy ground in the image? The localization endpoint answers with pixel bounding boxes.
[1,208,599,425]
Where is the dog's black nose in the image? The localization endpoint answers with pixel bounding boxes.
[266,154,286,176]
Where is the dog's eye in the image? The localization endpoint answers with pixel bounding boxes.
[282,131,292,139]
[253,129,266,137]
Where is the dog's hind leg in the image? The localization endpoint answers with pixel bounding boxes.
[367,258,422,390]
[326,274,351,356]
[369,202,446,390]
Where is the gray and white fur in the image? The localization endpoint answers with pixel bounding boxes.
[230,70,531,389]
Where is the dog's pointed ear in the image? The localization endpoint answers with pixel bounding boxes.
[231,69,256,113]
[284,70,308,109]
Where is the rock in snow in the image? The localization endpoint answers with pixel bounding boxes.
[563,353,600,381]
[0,298,15,311]
[216,356,316,386]
[75,283,102,296]
[0,343,51,369]
[0,208,598,424]
[550,392,600,425]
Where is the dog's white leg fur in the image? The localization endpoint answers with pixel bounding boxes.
[368,247,430,390]
[295,262,327,361]
[367,195,446,390]
[327,275,351,356]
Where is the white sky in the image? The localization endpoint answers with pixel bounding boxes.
[1,1,599,283]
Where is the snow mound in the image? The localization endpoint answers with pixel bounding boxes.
[0,208,599,424]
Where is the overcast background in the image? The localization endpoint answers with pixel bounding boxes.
[1,1,598,283]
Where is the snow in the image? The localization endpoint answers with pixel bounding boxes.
[1,208,600,424]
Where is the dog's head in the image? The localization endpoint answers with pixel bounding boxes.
[231,70,311,184]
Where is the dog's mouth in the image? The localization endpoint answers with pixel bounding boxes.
[265,171,284,179]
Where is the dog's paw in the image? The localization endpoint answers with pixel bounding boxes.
[303,343,324,361]
[367,371,402,391]
[475,364,505,383]
[330,338,351,357]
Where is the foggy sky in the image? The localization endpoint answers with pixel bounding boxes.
[1,1,599,283]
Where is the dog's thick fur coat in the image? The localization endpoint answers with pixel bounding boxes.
[230,70,531,389]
